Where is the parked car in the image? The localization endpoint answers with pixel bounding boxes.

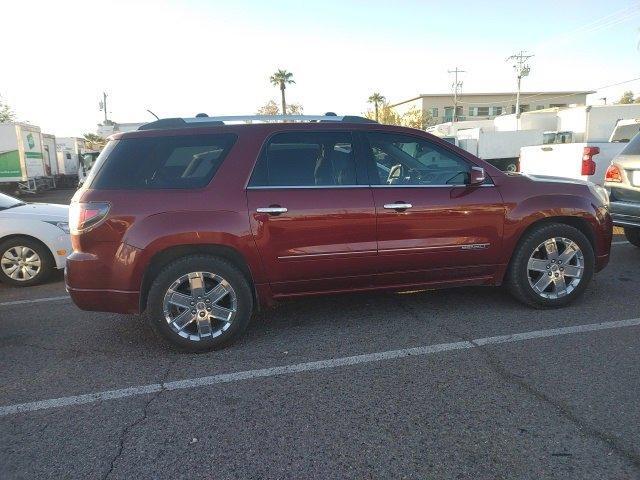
[66,115,612,351]
[0,192,71,286]
[605,132,640,247]
[519,118,640,186]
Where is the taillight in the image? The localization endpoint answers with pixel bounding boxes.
[581,146,599,176]
[69,202,110,233]
[605,164,623,183]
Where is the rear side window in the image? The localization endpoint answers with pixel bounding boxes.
[89,134,236,189]
[249,132,357,187]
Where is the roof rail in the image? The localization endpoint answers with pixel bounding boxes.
[138,114,376,130]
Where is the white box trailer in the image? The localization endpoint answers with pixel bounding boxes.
[557,104,640,143]
[55,137,83,176]
[456,128,545,172]
[0,123,53,193]
[41,133,59,176]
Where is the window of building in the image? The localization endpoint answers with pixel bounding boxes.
[510,105,531,113]
[536,105,546,110]
[443,106,463,121]
[249,132,357,187]
[365,132,471,186]
[429,107,438,118]
[490,106,503,116]
[469,106,490,117]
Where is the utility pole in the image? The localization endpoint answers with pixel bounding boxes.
[99,91,109,124]
[448,66,465,123]
[506,51,533,122]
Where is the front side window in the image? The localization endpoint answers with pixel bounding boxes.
[365,132,472,186]
[249,132,357,187]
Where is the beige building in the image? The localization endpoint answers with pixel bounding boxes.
[390,91,594,125]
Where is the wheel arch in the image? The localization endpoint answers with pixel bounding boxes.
[0,233,57,265]
[501,215,596,283]
[139,243,258,313]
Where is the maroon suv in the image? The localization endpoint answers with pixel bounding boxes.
[66,115,612,351]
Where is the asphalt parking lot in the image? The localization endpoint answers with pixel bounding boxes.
[0,190,639,479]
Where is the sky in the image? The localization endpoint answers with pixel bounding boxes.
[2,0,639,136]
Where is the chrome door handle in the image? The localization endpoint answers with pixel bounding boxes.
[256,207,288,214]
[383,203,412,210]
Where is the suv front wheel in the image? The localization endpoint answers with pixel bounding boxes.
[506,223,595,308]
[147,255,253,352]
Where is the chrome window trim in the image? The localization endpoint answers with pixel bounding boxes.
[247,185,369,190]
[370,183,495,188]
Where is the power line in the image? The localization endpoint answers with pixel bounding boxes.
[455,76,640,106]
[535,4,640,50]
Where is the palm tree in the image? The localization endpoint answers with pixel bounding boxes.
[270,69,295,115]
[368,92,386,122]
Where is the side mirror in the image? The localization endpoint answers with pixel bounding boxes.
[469,166,486,186]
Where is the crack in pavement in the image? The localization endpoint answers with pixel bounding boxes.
[391,293,640,472]
[102,358,177,480]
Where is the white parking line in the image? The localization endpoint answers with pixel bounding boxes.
[0,295,69,307]
[1,317,639,417]
[612,240,630,245]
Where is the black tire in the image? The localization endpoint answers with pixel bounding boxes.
[146,255,253,352]
[0,237,54,287]
[506,223,595,309]
[624,227,640,248]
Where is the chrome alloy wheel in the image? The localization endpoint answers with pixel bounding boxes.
[527,237,584,299]
[162,271,237,341]
[1,246,42,281]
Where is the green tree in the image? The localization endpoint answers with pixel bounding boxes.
[257,100,280,115]
[269,69,295,115]
[82,133,107,150]
[257,100,303,116]
[367,92,386,122]
[0,96,16,123]
[618,91,635,104]
[400,106,432,130]
[364,101,401,125]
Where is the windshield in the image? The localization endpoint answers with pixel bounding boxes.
[0,192,25,210]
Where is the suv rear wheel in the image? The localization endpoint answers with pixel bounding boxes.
[624,227,640,248]
[506,223,594,308]
[147,255,253,352]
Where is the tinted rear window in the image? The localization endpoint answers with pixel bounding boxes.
[89,134,236,189]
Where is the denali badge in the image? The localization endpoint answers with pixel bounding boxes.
[461,243,490,250]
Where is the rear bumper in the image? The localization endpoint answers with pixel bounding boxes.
[66,285,140,314]
[610,200,640,229]
[65,250,141,314]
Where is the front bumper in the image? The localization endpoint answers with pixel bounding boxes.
[53,234,72,269]
[610,200,640,229]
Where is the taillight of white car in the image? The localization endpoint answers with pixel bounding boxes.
[69,202,111,234]
[605,164,623,183]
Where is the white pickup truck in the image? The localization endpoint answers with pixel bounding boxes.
[519,118,640,185]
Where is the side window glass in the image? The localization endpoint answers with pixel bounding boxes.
[366,133,471,186]
[249,132,357,187]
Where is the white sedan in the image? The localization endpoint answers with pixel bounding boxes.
[0,192,71,286]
